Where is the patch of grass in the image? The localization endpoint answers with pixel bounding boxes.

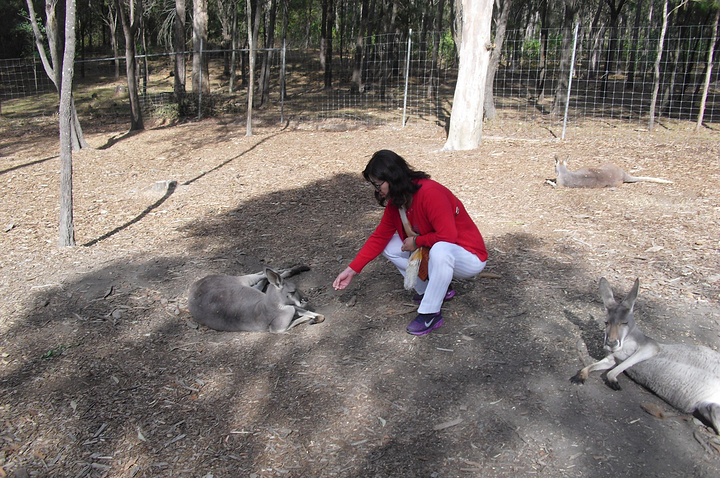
[2,92,59,118]
[41,343,78,360]
[151,102,180,121]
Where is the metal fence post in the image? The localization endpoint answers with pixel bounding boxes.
[198,38,203,121]
[402,29,412,127]
[281,39,286,125]
[33,59,39,93]
[562,23,580,140]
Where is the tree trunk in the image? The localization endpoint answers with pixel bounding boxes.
[58,0,76,247]
[659,31,681,117]
[625,0,643,89]
[602,0,627,97]
[321,0,333,89]
[79,2,85,79]
[258,0,277,106]
[696,8,719,131]
[337,0,346,66]
[536,0,548,101]
[443,0,494,151]
[107,4,121,79]
[45,0,63,88]
[649,0,669,131]
[551,0,579,116]
[246,0,256,136]
[229,1,238,92]
[586,1,605,80]
[192,0,209,94]
[25,0,89,149]
[484,0,512,121]
[71,96,90,149]
[174,0,186,96]
[116,0,144,131]
[215,0,234,77]
[280,0,289,98]
[352,0,370,92]
[251,0,262,101]
[320,0,328,69]
[386,0,399,34]
[427,0,445,99]
[303,0,312,48]
[140,15,149,96]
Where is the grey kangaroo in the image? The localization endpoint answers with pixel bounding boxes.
[188,266,324,333]
[571,278,720,434]
[554,156,672,188]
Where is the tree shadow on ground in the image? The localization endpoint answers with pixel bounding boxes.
[83,181,178,247]
[0,155,57,176]
[1,173,717,477]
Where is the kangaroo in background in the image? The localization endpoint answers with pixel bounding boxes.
[188,266,324,333]
[554,156,673,188]
[571,278,720,434]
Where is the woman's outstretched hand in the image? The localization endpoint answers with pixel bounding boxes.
[333,267,357,290]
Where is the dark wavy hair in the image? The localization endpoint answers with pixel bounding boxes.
[362,150,430,208]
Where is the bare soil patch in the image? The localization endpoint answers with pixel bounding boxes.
[1,115,719,477]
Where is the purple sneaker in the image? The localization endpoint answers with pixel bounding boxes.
[406,312,444,336]
[413,289,456,304]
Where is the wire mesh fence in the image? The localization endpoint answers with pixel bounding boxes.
[0,57,56,99]
[305,31,454,126]
[493,24,720,131]
[1,24,718,137]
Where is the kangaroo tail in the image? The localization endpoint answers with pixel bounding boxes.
[281,264,311,279]
[626,176,673,184]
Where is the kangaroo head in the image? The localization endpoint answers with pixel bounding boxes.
[265,267,306,308]
[599,277,639,352]
[554,155,569,174]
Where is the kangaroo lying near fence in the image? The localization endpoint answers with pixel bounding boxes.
[554,156,673,188]
[571,278,720,434]
[188,265,324,333]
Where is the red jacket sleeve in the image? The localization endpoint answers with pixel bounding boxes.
[348,205,402,273]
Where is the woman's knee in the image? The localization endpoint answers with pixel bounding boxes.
[382,235,405,260]
[428,242,483,278]
[428,242,456,269]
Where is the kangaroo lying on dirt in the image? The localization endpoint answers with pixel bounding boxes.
[571,278,720,434]
[554,156,673,188]
[188,266,324,333]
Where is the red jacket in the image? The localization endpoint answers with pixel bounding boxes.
[349,179,487,273]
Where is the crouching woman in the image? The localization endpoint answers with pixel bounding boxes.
[332,149,488,336]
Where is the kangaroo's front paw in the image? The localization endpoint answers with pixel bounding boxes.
[311,314,325,324]
[605,378,622,391]
[570,370,587,385]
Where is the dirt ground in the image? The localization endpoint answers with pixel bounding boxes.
[0,113,719,477]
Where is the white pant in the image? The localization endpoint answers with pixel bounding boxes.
[382,234,486,314]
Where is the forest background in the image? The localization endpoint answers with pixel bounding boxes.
[1,0,719,253]
[1,0,719,134]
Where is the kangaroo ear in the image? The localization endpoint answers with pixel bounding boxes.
[599,277,616,309]
[554,155,560,166]
[563,156,569,166]
[621,278,640,311]
[265,268,283,288]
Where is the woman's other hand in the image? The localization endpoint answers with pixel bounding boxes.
[400,235,417,252]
